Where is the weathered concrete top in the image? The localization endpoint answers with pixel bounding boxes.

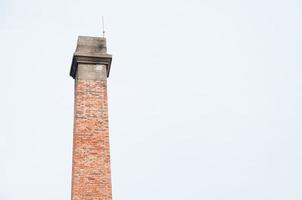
[70,36,112,79]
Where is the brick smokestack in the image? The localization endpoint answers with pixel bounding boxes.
[70,36,113,200]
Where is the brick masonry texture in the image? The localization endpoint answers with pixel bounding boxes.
[71,79,112,200]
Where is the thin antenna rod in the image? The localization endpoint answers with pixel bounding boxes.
[102,16,105,37]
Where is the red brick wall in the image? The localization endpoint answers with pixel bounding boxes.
[71,79,112,200]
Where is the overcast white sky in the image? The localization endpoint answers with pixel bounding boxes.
[1,0,302,199]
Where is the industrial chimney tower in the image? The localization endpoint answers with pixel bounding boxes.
[70,36,113,200]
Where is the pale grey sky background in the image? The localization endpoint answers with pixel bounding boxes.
[1,0,302,199]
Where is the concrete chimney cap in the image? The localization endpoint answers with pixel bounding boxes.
[70,36,112,79]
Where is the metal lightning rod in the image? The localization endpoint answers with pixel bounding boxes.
[102,16,105,37]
